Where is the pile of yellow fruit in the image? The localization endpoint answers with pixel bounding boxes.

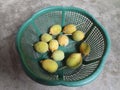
[34,24,91,73]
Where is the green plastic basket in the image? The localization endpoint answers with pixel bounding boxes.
[16,6,111,86]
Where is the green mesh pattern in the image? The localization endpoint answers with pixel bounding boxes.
[64,11,93,33]
[16,6,110,86]
[21,25,39,60]
[34,11,62,34]
[20,24,59,81]
[85,26,105,61]
[63,60,100,81]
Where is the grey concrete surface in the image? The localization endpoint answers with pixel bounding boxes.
[0,0,120,90]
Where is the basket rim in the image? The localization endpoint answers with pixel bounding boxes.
[16,6,111,86]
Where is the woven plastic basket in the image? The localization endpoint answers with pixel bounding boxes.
[16,6,111,86]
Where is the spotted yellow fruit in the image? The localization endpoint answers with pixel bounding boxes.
[34,41,48,53]
[58,35,69,46]
[66,53,82,69]
[49,24,62,35]
[41,59,58,73]
[52,50,65,61]
[80,42,91,56]
[49,40,59,52]
[72,30,85,41]
[63,24,76,34]
[41,33,52,42]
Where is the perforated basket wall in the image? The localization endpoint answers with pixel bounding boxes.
[16,6,110,86]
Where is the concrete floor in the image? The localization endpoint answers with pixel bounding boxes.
[0,0,120,90]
